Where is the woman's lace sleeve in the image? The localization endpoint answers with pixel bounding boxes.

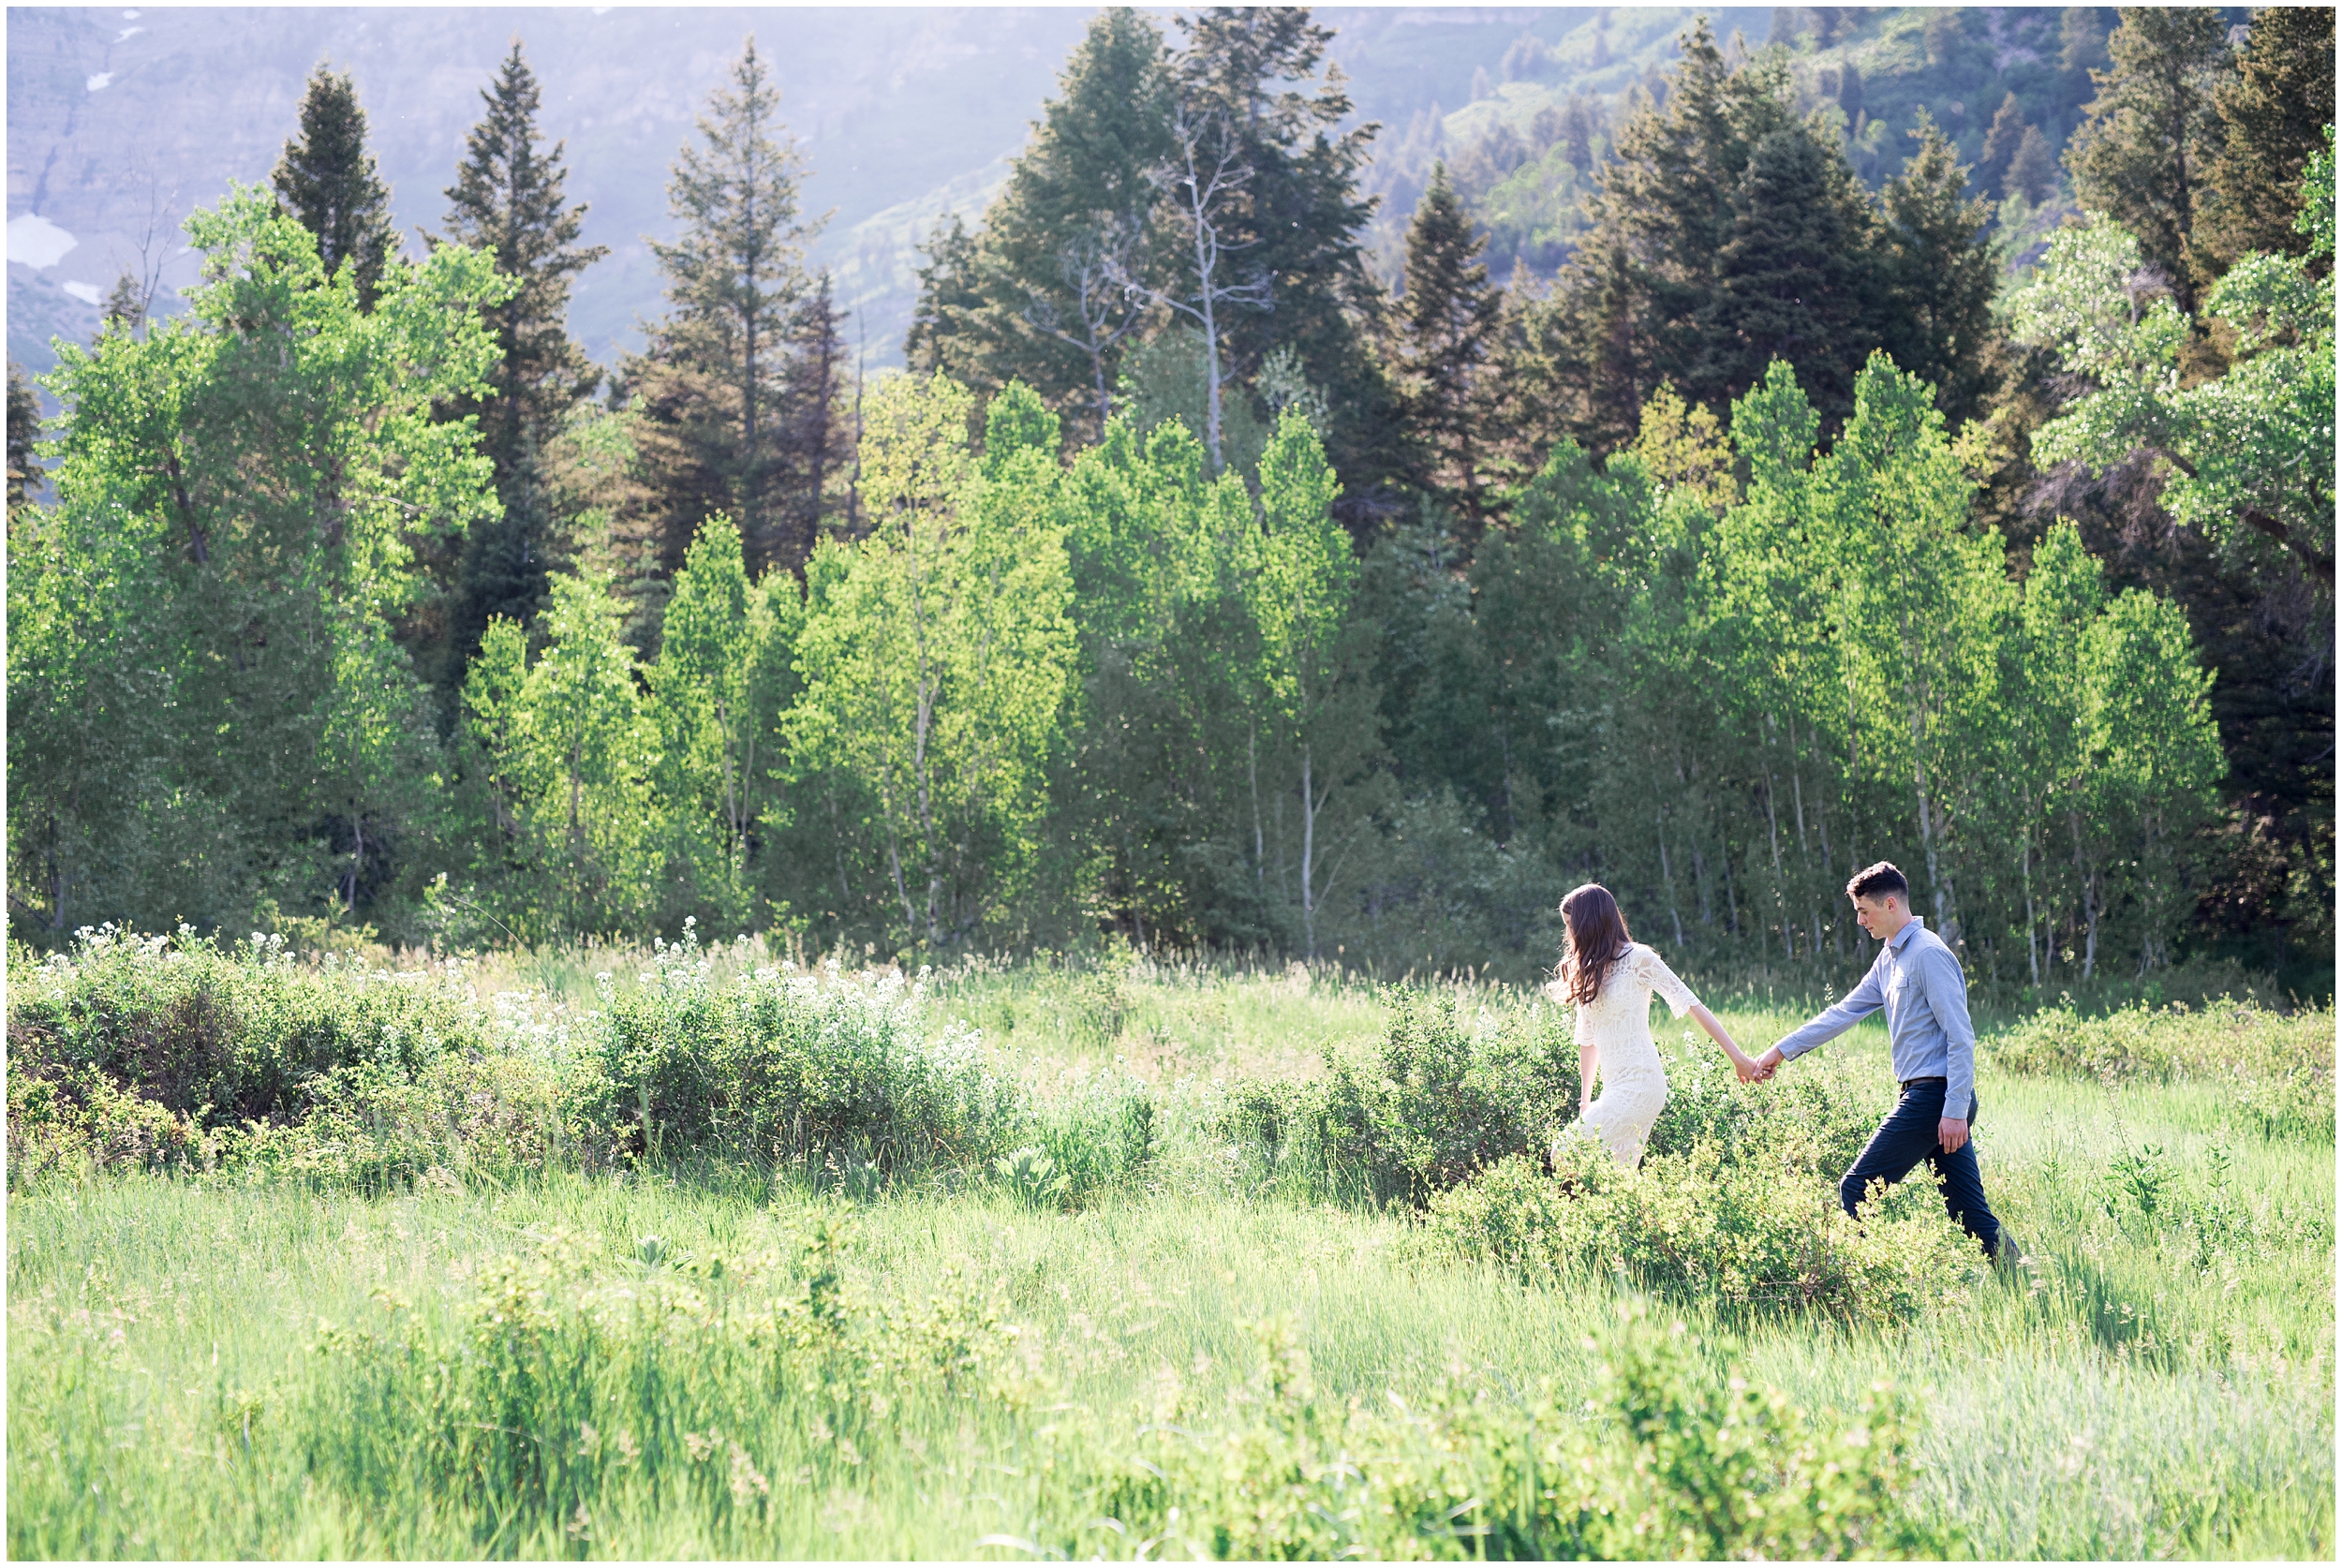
[1638,947,1700,1018]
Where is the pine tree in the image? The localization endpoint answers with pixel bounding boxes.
[1559,96,1597,172]
[780,271,856,551]
[629,37,822,595]
[432,39,608,667]
[2007,125,2059,206]
[954,7,1173,439]
[2067,7,2233,314]
[2060,6,2111,78]
[6,362,39,514]
[1978,92,2028,200]
[1170,6,1405,518]
[1877,120,1999,426]
[1392,163,1501,539]
[2192,6,2335,277]
[1711,125,1887,428]
[273,63,399,307]
[905,215,984,380]
[99,271,149,335]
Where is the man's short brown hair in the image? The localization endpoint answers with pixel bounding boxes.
[1846,862,1909,903]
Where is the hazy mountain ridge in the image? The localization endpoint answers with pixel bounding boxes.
[10,6,2110,379]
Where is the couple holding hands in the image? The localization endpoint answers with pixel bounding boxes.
[1547,861,2008,1262]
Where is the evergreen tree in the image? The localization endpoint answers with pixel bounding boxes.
[272,63,400,308]
[1877,121,2000,427]
[2059,6,2111,79]
[99,271,151,335]
[1711,126,1887,431]
[1559,96,1597,172]
[1391,163,1501,539]
[7,362,40,514]
[1524,20,1788,451]
[904,215,984,381]
[2192,6,2335,277]
[431,39,608,672]
[2007,125,2059,206]
[629,37,822,597]
[954,7,1174,439]
[1978,92,2028,200]
[1171,6,1405,521]
[2067,7,2233,314]
[779,271,856,550]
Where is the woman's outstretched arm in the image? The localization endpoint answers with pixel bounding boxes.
[1579,1042,1598,1114]
[1687,1002,1756,1079]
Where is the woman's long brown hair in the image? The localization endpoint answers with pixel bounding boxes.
[1558,883,1633,1007]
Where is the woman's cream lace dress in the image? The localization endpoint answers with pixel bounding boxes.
[1550,943,1700,1169]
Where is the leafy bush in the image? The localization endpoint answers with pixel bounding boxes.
[1990,998,2334,1141]
[574,933,1027,1178]
[1044,1312,1947,1561]
[5,927,1085,1196]
[4,927,563,1187]
[1425,1138,1984,1326]
[1220,989,1579,1206]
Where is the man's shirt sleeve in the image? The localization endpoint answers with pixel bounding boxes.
[1774,959,1884,1060]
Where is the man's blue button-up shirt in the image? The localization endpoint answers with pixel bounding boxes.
[1773,916,1977,1116]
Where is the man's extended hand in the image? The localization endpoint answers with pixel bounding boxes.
[1938,1117,1969,1154]
[1750,1046,1785,1082]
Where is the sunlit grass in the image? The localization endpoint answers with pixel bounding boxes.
[7,956,2332,1560]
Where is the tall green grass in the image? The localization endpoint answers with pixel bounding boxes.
[7,934,2333,1559]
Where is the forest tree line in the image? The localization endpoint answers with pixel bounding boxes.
[6,7,2333,990]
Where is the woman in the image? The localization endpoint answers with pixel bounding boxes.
[1546,883,1753,1169]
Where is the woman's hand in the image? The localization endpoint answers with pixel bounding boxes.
[1688,1003,1757,1082]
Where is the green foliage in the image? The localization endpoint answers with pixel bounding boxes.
[1059,1311,1946,1561]
[1990,998,2335,1143]
[1428,1134,1985,1329]
[426,38,608,683]
[1390,161,1503,532]
[2065,7,2233,316]
[8,185,511,940]
[788,376,1078,951]
[1221,988,1579,1207]
[2192,8,2334,275]
[271,63,400,308]
[626,37,832,588]
[2012,209,2335,591]
[580,933,1027,1180]
[2,926,557,1188]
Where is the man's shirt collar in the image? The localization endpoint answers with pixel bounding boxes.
[1889,916,1926,952]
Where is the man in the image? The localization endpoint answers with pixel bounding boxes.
[1748,861,2010,1261]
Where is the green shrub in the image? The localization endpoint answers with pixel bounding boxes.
[1045,1311,1947,1561]
[1989,998,2333,1141]
[1220,988,1579,1206]
[4,928,559,1187]
[577,934,1027,1177]
[1425,1139,1985,1325]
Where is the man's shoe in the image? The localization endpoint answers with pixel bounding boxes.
[1990,1230,2022,1272]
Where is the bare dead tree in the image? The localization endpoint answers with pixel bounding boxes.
[1108,104,1271,473]
[1021,212,1150,435]
[100,173,180,334]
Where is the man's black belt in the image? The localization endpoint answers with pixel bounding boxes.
[1901,1075,1948,1089]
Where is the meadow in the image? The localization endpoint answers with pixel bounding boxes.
[7,931,2334,1560]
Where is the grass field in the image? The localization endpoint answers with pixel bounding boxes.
[7,944,2334,1560]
